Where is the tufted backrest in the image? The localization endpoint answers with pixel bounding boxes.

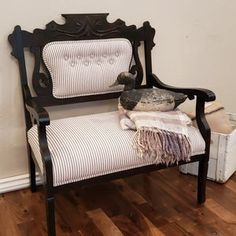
[42,38,133,99]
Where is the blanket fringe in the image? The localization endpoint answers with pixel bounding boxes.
[133,128,191,165]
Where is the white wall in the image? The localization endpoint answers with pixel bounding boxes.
[1,0,236,179]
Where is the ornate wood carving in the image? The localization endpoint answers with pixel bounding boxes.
[32,14,140,44]
[45,14,136,39]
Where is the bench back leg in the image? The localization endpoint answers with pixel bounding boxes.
[28,145,37,192]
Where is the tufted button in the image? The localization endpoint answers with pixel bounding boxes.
[97,59,102,66]
[109,58,115,65]
[70,61,76,67]
[84,60,89,66]
[64,55,69,61]
[115,51,120,57]
[90,53,95,59]
[77,55,81,59]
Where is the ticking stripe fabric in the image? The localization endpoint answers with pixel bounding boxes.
[43,39,132,98]
[27,111,206,187]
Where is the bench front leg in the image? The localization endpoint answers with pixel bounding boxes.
[198,158,209,203]
[195,98,211,204]
[38,124,56,236]
[46,195,56,236]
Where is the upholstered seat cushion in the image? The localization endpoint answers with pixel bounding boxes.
[27,111,205,186]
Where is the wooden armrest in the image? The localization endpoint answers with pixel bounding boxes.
[26,99,50,126]
[26,98,52,179]
[149,73,215,146]
[150,74,216,102]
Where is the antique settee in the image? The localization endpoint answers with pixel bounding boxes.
[8,13,215,236]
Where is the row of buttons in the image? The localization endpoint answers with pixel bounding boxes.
[69,58,116,67]
[64,51,120,61]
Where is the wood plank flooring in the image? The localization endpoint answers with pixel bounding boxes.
[0,168,235,236]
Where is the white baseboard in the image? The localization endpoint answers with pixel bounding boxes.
[0,173,42,194]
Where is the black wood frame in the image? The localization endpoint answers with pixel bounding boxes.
[8,13,215,236]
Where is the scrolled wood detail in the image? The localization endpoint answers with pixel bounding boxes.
[44,14,136,39]
[132,41,143,87]
[31,47,52,96]
[33,14,137,43]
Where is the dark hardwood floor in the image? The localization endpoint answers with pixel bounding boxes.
[0,168,235,236]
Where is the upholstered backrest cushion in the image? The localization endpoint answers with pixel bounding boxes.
[42,39,133,98]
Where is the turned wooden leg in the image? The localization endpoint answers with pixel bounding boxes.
[46,195,56,236]
[197,158,209,204]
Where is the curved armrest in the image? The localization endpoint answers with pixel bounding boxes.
[150,74,216,102]
[26,99,53,185]
[25,99,50,126]
[23,87,52,185]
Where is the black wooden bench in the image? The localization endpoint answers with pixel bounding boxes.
[8,13,215,236]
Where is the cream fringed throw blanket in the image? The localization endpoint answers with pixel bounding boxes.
[119,105,192,165]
